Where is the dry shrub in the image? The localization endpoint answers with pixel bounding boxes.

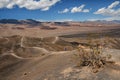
[74,34,115,73]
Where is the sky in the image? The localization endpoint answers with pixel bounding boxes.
[0,0,120,21]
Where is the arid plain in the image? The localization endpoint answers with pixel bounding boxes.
[0,20,120,80]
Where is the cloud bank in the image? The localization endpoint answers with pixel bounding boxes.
[94,1,120,17]
[0,0,60,11]
[58,8,69,13]
[71,4,89,13]
[59,4,90,13]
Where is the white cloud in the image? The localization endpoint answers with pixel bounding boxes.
[0,0,60,11]
[58,4,90,14]
[88,16,120,21]
[82,9,89,12]
[58,8,69,13]
[36,19,73,22]
[108,1,120,9]
[94,1,120,16]
[53,19,73,22]
[105,16,120,21]
[71,4,90,13]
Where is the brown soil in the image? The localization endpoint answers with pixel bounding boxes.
[0,24,120,80]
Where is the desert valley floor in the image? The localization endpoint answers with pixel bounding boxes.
[0,21,120,80]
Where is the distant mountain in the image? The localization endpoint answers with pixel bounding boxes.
[0,19,41,24]
[0,19,21,24]
[85,20,120,24]
[21,19,41,24]
[111,20,120,23]
[96,20,120,24]
[0,19,119,25]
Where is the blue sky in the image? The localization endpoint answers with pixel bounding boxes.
[0,0,120,21]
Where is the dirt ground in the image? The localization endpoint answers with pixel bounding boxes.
[0,24,120,80]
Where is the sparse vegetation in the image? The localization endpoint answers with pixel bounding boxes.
[74,34,115,73]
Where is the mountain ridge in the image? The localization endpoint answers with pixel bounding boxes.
[0,19,120,24]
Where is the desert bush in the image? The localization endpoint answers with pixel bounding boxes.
[74,34,114,73]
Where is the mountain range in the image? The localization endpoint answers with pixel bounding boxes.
[0,19,120,24]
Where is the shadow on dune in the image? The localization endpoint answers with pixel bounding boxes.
[0,35,76,59]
